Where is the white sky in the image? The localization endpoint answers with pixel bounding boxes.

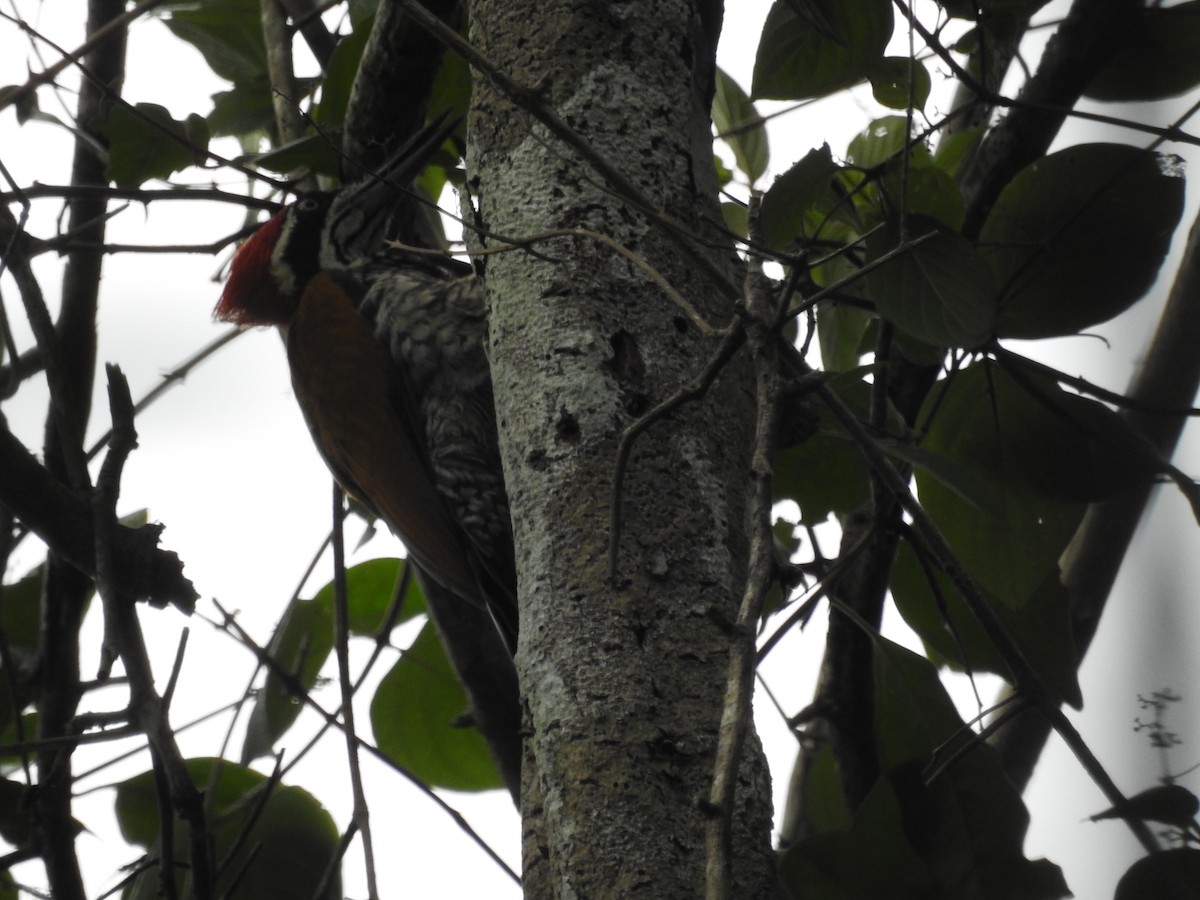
[1,1,1199,897]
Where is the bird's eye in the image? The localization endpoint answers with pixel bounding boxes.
[296,197,320,213]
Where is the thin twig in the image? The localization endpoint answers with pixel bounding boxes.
[705,197,783,900]
[0,0,170,115]
[86,328,243,461]
[330,486,380,899]
[609,322,744,583]
[208,601,521,884]
[92,366,216,898]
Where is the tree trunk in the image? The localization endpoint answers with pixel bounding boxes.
[467,1,775,896]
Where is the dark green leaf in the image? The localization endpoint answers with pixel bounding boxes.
[104,103,203,188]
[241,593,333,763]
[872,634,966,764]
[714,155,734,187]
[815,296,873,373]
[918,362,1096,607]
[1087,3,1200,102]
[753,0,893,100]
[775,374,896,521]
[941,0,1053,15]
[721,200,748,236]
[868,56,931,110]
[778,831,862,900]
[160,0,269,86]
[846,115,931,170]
[1,565,45,662]
[775,431,868,524]
[793,745,853,834]
[891,544,1082,706]
[879,164,965,229]
[118,758,340,900]
[981,143,1185,339]
[0,779,32,846]
[1,85,39,125]
[873,640,1070,898]
[370,623,502,792]
[866,219,996,348]
[760,144,840,249]
[933,128,982,178]
[242,559,419,761]
[712,68,768,183]
[427,50,473,124]
[1116,848,1200,900]
[779,778,937,899]
[252,132,342,177]
[1089,783,1200,828]
[310,557,421,636]
[348,0,379,29]
[208,83,277,137]
[886,761,1071,900]
[313,18,372,127]
[993,366,1159,502]
[876,439,1007,522]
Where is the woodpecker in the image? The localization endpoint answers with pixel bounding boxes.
[214,121,517,648]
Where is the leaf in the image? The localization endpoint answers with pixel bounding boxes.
[427,49,473,125]
[779,786,937,899]
[1,564,46,663]
[160,0,269,87]
[712,69,768,184]
[242,559,418,761]
[866,219,996,348]
[891,544,1082,706]
[104,103,208,188]
[873,639,1070,899]
[252,132,342,177]
[868,56,931,110]
[980,143,1185,339]
[775,431,869,523]
[781,636,1072,900]
[208,83,276,137]
[879,164,965,230]
[815,296,873,373]
[875,438,1006,523]
[917,361,1094,608]
[241,593,333,764]
[0,779,33,846]
[313,17,372,127]
[753,0,894,101]
[886,761,1071,900]
[793,745,853,835]
[774,374,893,521]
[117,758,341,900]
[720,201,747,236]
[941,0,1053,15]
[934,128,983,178]
[1087,2,1200,102]
[846,115,933,170]
[760,144,840,249]
[370,623,503,792]
[1116,848,1200,900]
[1089,783,1200,828]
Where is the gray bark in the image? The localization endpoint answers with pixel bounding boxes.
[467,1,775,896]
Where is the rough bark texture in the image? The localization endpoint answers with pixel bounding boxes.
[467,1,775,896]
